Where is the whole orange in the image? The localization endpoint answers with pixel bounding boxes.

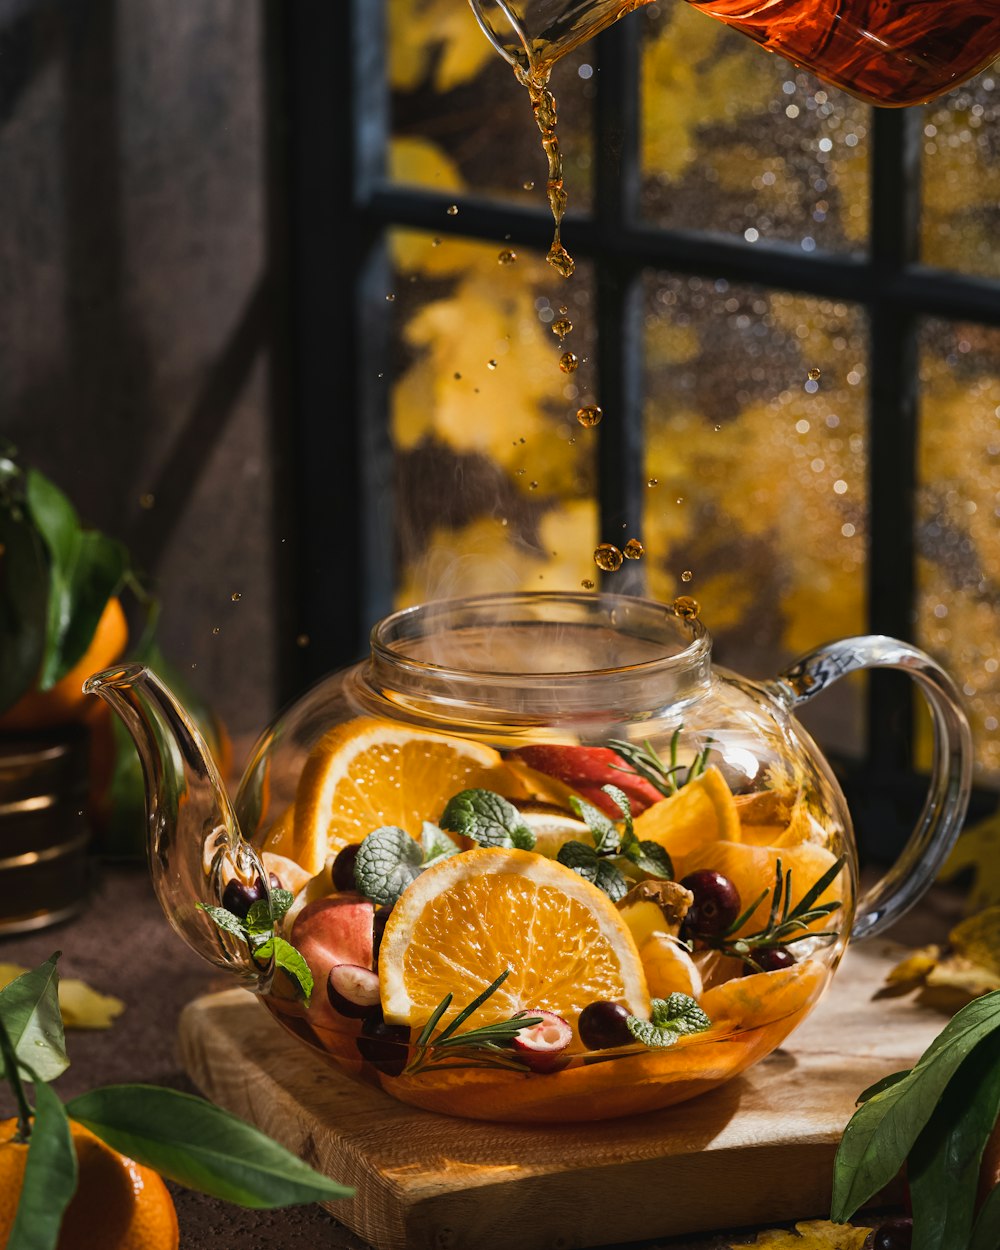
[0,1116,178,1250]
[0,596,128,732]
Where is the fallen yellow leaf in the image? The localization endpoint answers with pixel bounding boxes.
[885,906,1000,1008]
[940,810,1000,913]
[0,963,125,1029]
[732,1219,870,1249]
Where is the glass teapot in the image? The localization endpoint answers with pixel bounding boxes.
[87,592,971,1123]
[469,0,1000,107]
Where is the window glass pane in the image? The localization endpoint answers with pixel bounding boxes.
[642,274,868,754]
[388,228,598,605]
[917,319,1000,782]
[922,76,1000,280]
[388,2,595,213]
[639,6,869,252]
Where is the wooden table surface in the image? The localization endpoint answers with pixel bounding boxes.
[0,864,956,1248]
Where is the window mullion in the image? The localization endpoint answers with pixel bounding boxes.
[865,105,924,776]
[593,19,645,591]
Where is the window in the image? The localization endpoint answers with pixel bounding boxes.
[276,1,1000,848]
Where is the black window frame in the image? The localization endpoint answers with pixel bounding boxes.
[269,0,1000,852]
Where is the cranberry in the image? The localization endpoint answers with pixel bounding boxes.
[356,1011,409,1076]
[578,1001,632,1050]
[372,905,393,962]
[863,1218,912,1250]
[332,843,362,893]
[512,1011,572,1073]
[222,876,266,919]
[744,946,796,974]
[327,964,381,1019]
[679,870,741,939]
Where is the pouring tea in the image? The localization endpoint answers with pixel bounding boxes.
[469,0,1000,107]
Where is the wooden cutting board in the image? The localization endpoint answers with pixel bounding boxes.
[178,940,943,1250]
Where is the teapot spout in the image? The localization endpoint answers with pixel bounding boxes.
[85,664,272,991]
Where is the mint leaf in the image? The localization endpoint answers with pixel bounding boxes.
[270,889,294,923]
[0,953,68,1083]
[601,784,633,838]
[197,903,247,938]
[627,993,711,1048]
[628,840,673,880]
[557,840,599,879]
[420,822,459,865]
[66,1084,352,1207]
[354,825,424,906]
[8,1077,78,1250]
[594,860,629,901]
[255,937,313,1006]
[510,827,536,851]
[569,794,620,855]
[244,900,273,935]
[440,789,534,849]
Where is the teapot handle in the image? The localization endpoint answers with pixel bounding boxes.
[770,635,973,940]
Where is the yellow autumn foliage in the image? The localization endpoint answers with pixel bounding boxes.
[732,1221,870,1250]
[388,0,494,93]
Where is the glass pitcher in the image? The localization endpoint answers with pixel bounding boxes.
[469,0,1000,106]
[88,592,971,1123]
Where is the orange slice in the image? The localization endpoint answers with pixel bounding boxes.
[640,934,703,999]
[378,847,650,1031]
[632,766,741,860]
[676,840,848,937]
[734,789,827,849]
[699,959,830,1033]
[289,718,521,874]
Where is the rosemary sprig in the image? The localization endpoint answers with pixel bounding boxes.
[607,729,714,798]
[713,854,847,968]
[405,969,543,1076]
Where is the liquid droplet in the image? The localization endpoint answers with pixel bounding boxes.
[581,578,595,590]
[231,592,242,602]
[487,359,498,370]
[559,352,579,374]
[552,317,573,340]
[139,492,155,509]
[623,538,644,560]
[807,367,821,381]
[529,480,539,490]
[523,180,535,190]
[681,569,693,583]
[212,626,221,636]
[559,306,569,315]
[446,204,459,216]
[432,237,442,247]
[454,372,462,380]
[547,242,576,278]
[673,595,700,621]
[576,405,602,428]
[594,543,623,572]
[647,478,659,488]
[385,293,395,302]
[498,249,517,265]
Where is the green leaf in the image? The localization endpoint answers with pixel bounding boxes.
[631,840,674,880]
[594,859,629,901]
[439,789,533,849]
[0,955,68,1083]
[908,1031,1000,1250]
[601,785,633,838]
[627,994,711,1049]
[25,469,79,580]
[197,903,248,938]
[857,1069,911,1104]
[269,889,294,923]
[557,840,599,879]
[39,530,127,688]
[354,825,424,906]
[420,822,459,864]
[256,937,313,1005]
[8,1078,78,1250]
[244,900,272,935]
[970,1183,1000,1250]
[509,826,537,851]
[832,990,1000,1223]
[569,795,620,855]
[0,506,49,713]
[65,1085,352,1207]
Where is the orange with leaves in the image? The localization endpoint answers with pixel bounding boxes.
[0,1117,178,1250]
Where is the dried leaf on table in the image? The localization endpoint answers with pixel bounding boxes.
[0,962,125,1029]
[885,907,1000,1009]
[731,1220,870,1249]
[941,809,1000,913]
